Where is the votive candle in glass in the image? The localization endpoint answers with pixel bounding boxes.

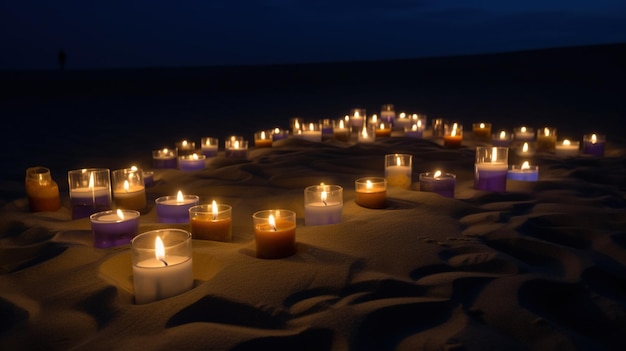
[358,124,376,143]
[554,139,580,157]
[536,127,557,152]
[507,161,539,182]
[225,139,249,159]
[254,130,273,148]
[131,229,193,304]
[201,137,219,157]
[319,118,334,140]
[514,126,535,141]
[474,146,509,192]
[143,171,154,187]
[112,167,146,211]
[304,184,343,226]
[333,118,350,142]
[355,177,387,209]
[432,118,447,137]
[271,128,289,142]
[404,119,426,138]
[152,148,178,169]
[349,108,366,133]
[374,121,392,138]
[25,166,61,212]
[472,122,492,140]
[385,153,412,189]
[175,139,196,157]
[582,133,605,156]
[443,122,463,148]
[68,168,112,220]
[491,130,512,147]
[253,209,297,259]
[380,104,396,125]
[293,122,322,142]
[178,153,206,171]
[155,191,199,223]
[419,171,456,198]
[189,201,232,242]
[394,112,411,131]
[90,209,140,248]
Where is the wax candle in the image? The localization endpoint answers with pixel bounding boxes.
[333,118,350,142]
[491,130,512,147]
[131,229,193,304]
[25,166,61,212]
[419,171,456,198]
[152,148,178,169]
[225,140,249,159]
[536,127,557,152]
[409,114,427,132]
[394,112,411,131]
[432,118,447,137]
[385,154,412,189]
[68,168,112,220]
[507,161,539,181]
[554,139,580,157]
[514,126,535,141]
[380,104,396,125]
[475,146,509,192]
[90,209,140,248]
[582,133,605,156]
[473,122,492,140]
[112,167,146,211]
[155,191,199,223]
[374,122,392,138]
[254,130,273,148]
[304,184,343,226]
[349,108,365,133]
[271,128,289,142]
[515,141,535,157]
[291,118,303,135]
[293,122,322,142]
[253,210,297,259]
[201,137,219,157]
[319,118,334,140]
[443,123,463,148]
[355,177,387,209]
[176,139,196,157]
[189,201,232,242]
[358,124,376,143]
[404,120,425,138]
[178,153,206,171]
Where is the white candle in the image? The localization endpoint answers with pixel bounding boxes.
[554,139,580,156]
[304,184,343,226]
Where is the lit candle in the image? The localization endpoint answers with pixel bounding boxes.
[225,139,249,159]
[319,118,334,140]
[271,127,289,142]
[475,146,509,192]
[178,153,206,171]
[131,229,194,304]
[358,124,376,143]
[333,118,350,142]
[515,141,536,157]
[385,154,412,189]
[68,168,112,220]
[374,122,392,138]
[201,137,219,157]
[189,201,232,242]
[155,191,199,223]
[419,170,456,198]
[254,130,273,148]
[394,112,411,130]
[491,130,512,147]
[472,122,492,140]
[380,104,395,125]
[355,177,387,209]
[152,148,178,169]
[349,108,365,132]
[536,127,557,152]
[404,120,424,138]
[253,210,297,259]
[443,123,463,148]
[554,139,580,157]
[90,209,140,248]
[582,133,606,156]
[304,184,343,226]
[294,122,322,142]
[25,166,61,212]
[432,118,447,137]
[176,139,196,157]
[507,161,539,182]
[112,167,146,211]
[514,126,535,141]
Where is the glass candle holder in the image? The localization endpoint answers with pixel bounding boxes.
[333,118,350,142]
[90,209,140,248]
[554,139,580,157]
[25,166,61,212]
[491,130,512,147]
[189,202,232,242]
[271,128,289,142]
[443,122,463,148]
[355,177,387,209]
[304,184,343,226]
[293,122,322,142]
[68,168,112,220]
[394,112,411,131]
[112,167,147,212]
[155,192,199,223]
[472,122,492,140]
[432,118,447,137]
[419,171,456,198]
[349,108,366,133]
[225,139,249,159]
[380,104,395,125]
[254,130,273,148]
[152,148,178,169]
[178,153,206,171]
[536,127,557,152]
[507,162,539,182]
[385,154,413,189]
[319,118,334,140]
[374,121,392,138]
[131,229,193,304]
[357,124,376,143]
[474,146,509,192]
[582,133,606,156]
[513,126,535,141]
[201,137,219,157]
[405,116,427,138]
[175,140,196,157]
[253,209,297,259]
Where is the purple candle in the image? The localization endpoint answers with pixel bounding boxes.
[90,209,140,248]
[582,133,605,156]
[491,130,512,147]
[152,148,178,169]
[507,162,539,182]
[201,137,219,157]
[178,154,206,171]
[68,168,112,219]
[155,192,199,223]
[143,171,154,187]
[419,171,456,198]
[271,128,289,142]
[475,146,509,192]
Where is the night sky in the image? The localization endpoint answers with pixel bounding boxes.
[2,0,625,70]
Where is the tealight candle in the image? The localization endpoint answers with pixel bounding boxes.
[201,137,219,157]
[432,118,447,137]
[175,139,196,157]
[514,126,535,141]
[90,209,140,248]
[291,118,303,135]
[349,108,366,133]
[554,139,580,157]
[112,167,146,211]
[374,122,392,138]
[536,127,557,152]
[333,118,350,142]
[491,130,512,147]
[178,153,206,171]
[254,130,273,148]
[131,229,194,304]
[68,168,112,220]
[271,127,289,142]
[475,146,509,192]
[189,201,232,242]
[582,133,606,156]
[152,148,178,169]
[225,139,249,159]
[304,184,343,226]
[443,122,463,148]
[515,141,536,157]
[404,120,425,138]
[358,124,376,143]
[319,118,334,140]
[385,153,412,189]
[507,161,539,181]
[155,191,199,223]
[394,112,411,131]
[419,171,456,198]
[25,166,61,212]
[380,104,396,125]
[253,209,297,259]
[294,122,322,142]
[355,177,387,209]
[472,122,492,140]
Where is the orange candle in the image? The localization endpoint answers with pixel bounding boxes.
[189,201,232,242]
[25,166,61,212]
[355,177,387,209]
[254,130,273,148]
[253,210,296,259]
[444,123,463,148]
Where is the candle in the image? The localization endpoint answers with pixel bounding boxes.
[473,122,492,140]
[90,209,140,248]
[271,127,289,142]
[304,184,343,226]
[68,168,112,220]
[112,168,147,211]
[143,171,154,187]
[515,141,535,157]
[201,137,219,157]
[380,104,395,125]
[152,148,178,169]
[294,122,322,142]
[443,123,463,148]
[349,108,365,133]
[554,139,580,157]
[374,122,392,138]
[582,133,605,156]
[358,124,376,143]
[175,139,196,157]
[432,118,447,137]
[491,130,512,147]
[333,118,350,142]
[475,146,509,192]
[253,209,297,259]
[394,112,411,131]
[155,191,199,223]
[225,139,249,159]
[189,201,233,242]
[254,130,273,148]
[291,118,303,135]
[385,153,412,189]
[178,153,206,171]
[536,127,557,152]
[419,171,456,198]
[319,118,334,140]
[25,166,61,212]
[507,161,539,181]
[355,177,387,209]
[131,229,194,304]
[514,126,535,141]
[404,120,425,138]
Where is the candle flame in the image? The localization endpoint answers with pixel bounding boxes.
[339,119,345,128]
[176,190,184,203]
[591,134,597,144]
[117,209,125,220]
[261,131,266,139]
[88,172,95,189]
[130,165,138,171]
[521,126,527,133]
[294,120,300,129]
[522,161,530,170]
[417,120,422,128]
[544,127,550,136]
[268,214,276,231]
[523,142,529,152]
[366,180,372,189]
[123,180,130,192]
[212,200,218,220]
[234,140,240,149]
[182,140,188,147]
[361,126,369,138]
[162,148,169,154]
[491,147,498,162]
[399,112,406,119]
[411,124,418,131]
[308,122,314,131]
[371,115,378,123]
[480,123,485,128]
[499,131,506,139]
[274,127,280,134]
[344,115,349,122]
[396,156,401,166]
[354,111,360,118]
[379,122,385,130]
[451,128,457,137]
[434,170,442,178]
[155,236,168,266]
[321,190,328,206]
[563,139,571,146]
[192,153,199,160]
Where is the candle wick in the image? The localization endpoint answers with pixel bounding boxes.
[323,200,327,206]
[272,224,277,231]
[160,258,168,266]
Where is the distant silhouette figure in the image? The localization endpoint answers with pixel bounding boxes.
[58,50,66,70]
